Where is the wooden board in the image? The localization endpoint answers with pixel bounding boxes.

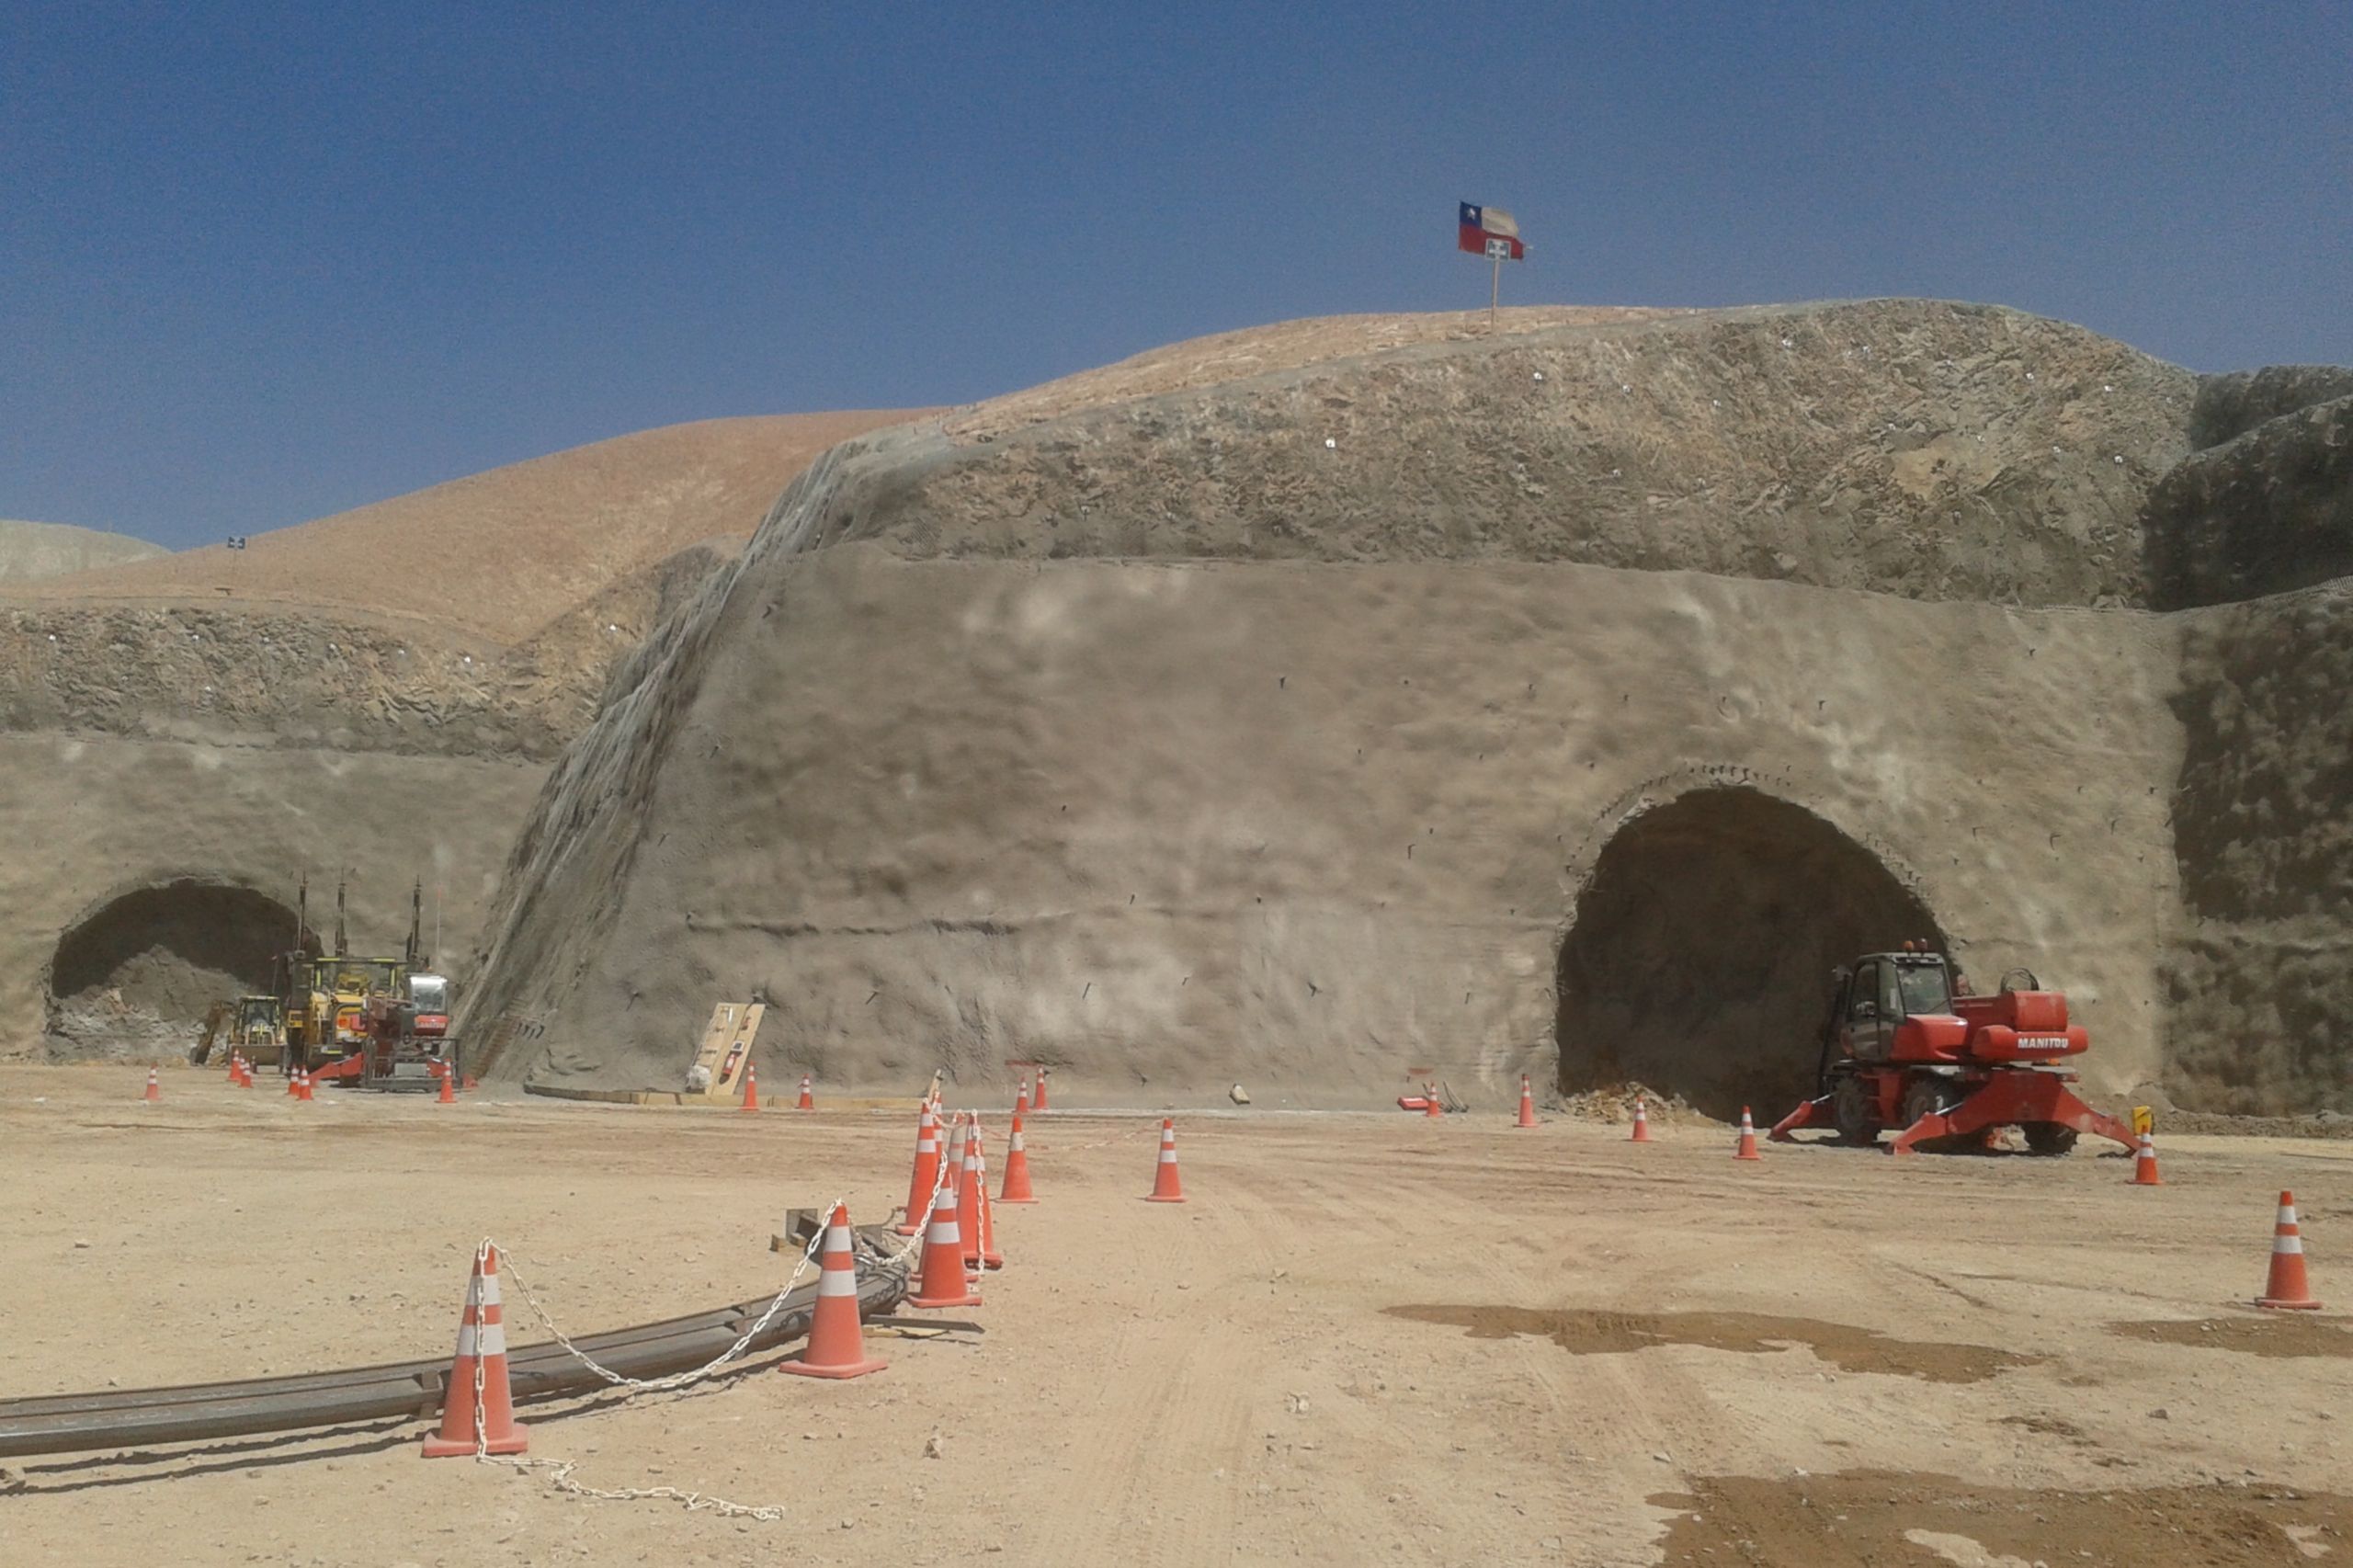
[689,1003,764,1103]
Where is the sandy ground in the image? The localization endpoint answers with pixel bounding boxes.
[2,1064,2348,1567]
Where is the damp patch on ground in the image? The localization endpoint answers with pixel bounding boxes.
[1383,1305,2040,1383]
[2108,1316,2353,1358]
[1647,1471,2349,1568]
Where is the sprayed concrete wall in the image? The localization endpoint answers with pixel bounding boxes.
[462,545,2184,1108]
[0,733,545,1057]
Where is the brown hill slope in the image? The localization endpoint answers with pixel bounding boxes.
[0,520,166,583]
[8,412,924,642]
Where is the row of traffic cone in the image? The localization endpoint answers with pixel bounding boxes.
[738,1065,822,1113]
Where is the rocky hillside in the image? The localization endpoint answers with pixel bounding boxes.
[451,300,2215,1112]
[894,301,2193,608]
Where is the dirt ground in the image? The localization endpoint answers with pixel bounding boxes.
[2,1064,2347,1567]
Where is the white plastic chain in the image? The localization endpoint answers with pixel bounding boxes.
[459,1112,966,1519]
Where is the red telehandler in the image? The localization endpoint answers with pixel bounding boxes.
[1769,945,2139,1156]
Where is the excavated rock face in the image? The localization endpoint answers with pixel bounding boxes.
[0,413,918,1061]
[895,300,2190,606]
[2188,367,2353,451]
[459,301,2230,1110]
[2145,395,2353,609]
[2145,374,2353,1115]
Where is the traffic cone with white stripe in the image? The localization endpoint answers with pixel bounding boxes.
[142,1068,161,1103]
[438,1062,458,1104]
[779,1204,887,1380]
[1424,1082,1442,1119]
[957,1122,1004,1270]
[796,1074,814,1112]
[297,1068,313,1102]
[907,1157,983,1310]
[896,1104,943,1236]
[999,1110,1038,1203]
[2130,1130,2163,1186]
[1631,1097,1653,1142]
[1016,1078,1030,1118]
[422,1242,529,1456]
[740,1062,760,1112]
[1145,1119,1187,1202]
[1033,1065,1051,1111]
[2256,1190,2323,1310]
[1733,1107,1761,1161]
[1516,1074,1537,1128]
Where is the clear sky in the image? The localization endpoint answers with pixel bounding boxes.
[6,2,2348,550]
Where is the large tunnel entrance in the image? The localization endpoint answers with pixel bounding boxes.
[46,879,301,1058]
[1555,788,1948,1120]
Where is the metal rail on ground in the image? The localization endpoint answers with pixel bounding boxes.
[0,1230,910,1460]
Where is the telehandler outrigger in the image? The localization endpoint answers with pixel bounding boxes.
[1769,944,2138,1156]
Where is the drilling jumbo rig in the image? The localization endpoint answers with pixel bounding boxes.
[277,876,455,1089]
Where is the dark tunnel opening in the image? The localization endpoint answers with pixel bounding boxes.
[1555,788,1949,1122]
[46,879,302,1057]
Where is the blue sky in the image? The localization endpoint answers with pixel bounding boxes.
[5,2,2347,549]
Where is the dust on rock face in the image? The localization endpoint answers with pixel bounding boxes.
[1648,1470,2352,1568]
[1383,1304,2040,1384]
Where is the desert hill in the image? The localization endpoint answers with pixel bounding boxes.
[0,520,166,583]
[8,412,923,642]
[6,299,2348,1123]
[445,297,2347,1119]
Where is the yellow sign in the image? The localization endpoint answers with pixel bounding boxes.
[2131,1105,2154,1137]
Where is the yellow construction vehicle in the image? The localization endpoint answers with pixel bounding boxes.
[193,994,287,1066]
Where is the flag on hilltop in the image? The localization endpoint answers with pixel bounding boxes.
[1458,201,1525,260]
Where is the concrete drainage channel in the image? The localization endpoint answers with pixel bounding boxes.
[0,1227,911,1460]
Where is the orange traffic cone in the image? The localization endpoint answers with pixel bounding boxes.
[999,1110,1038,1203]
[142,1068,161,1103]
[1033,1065,1050,1112]
[423,1242,529,1456]
[1631,1097,1653,1142]
[1145,1119,1187,1202]
[796,1074,814,1112]
[2130,1130,2163,1186]
[896,1105,943,1236]
[1733,1107,1761,1161]
[740,1062,760,1113]
[1424,1083,1443,1119]
[957,1123,1004,1270]
[438,1064,457,1105]
[286,1065,301,1098]
[906,1163,983,1309]
[2256,1190,2323,1310]
[1516,1075,1537,1128]
[1016,1079,1030,1118]
[297,1068,314,1102]
[779,1203,887,1380]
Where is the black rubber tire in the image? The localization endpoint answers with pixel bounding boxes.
[1832,1076,1881,1146]
[1898,1075,1969,1153]
[2023,1122,2079,1156]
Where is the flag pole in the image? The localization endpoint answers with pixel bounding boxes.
[1489,251,1500,335]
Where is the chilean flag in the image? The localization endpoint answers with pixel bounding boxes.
[1459,201,1526,260]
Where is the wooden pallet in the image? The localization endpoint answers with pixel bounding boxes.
[690,1002,764,1103]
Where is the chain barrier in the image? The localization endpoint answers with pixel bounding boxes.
[459,1108,971,1518]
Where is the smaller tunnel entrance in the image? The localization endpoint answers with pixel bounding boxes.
[46,879,301,1058]
[1554,788,1948,1120]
